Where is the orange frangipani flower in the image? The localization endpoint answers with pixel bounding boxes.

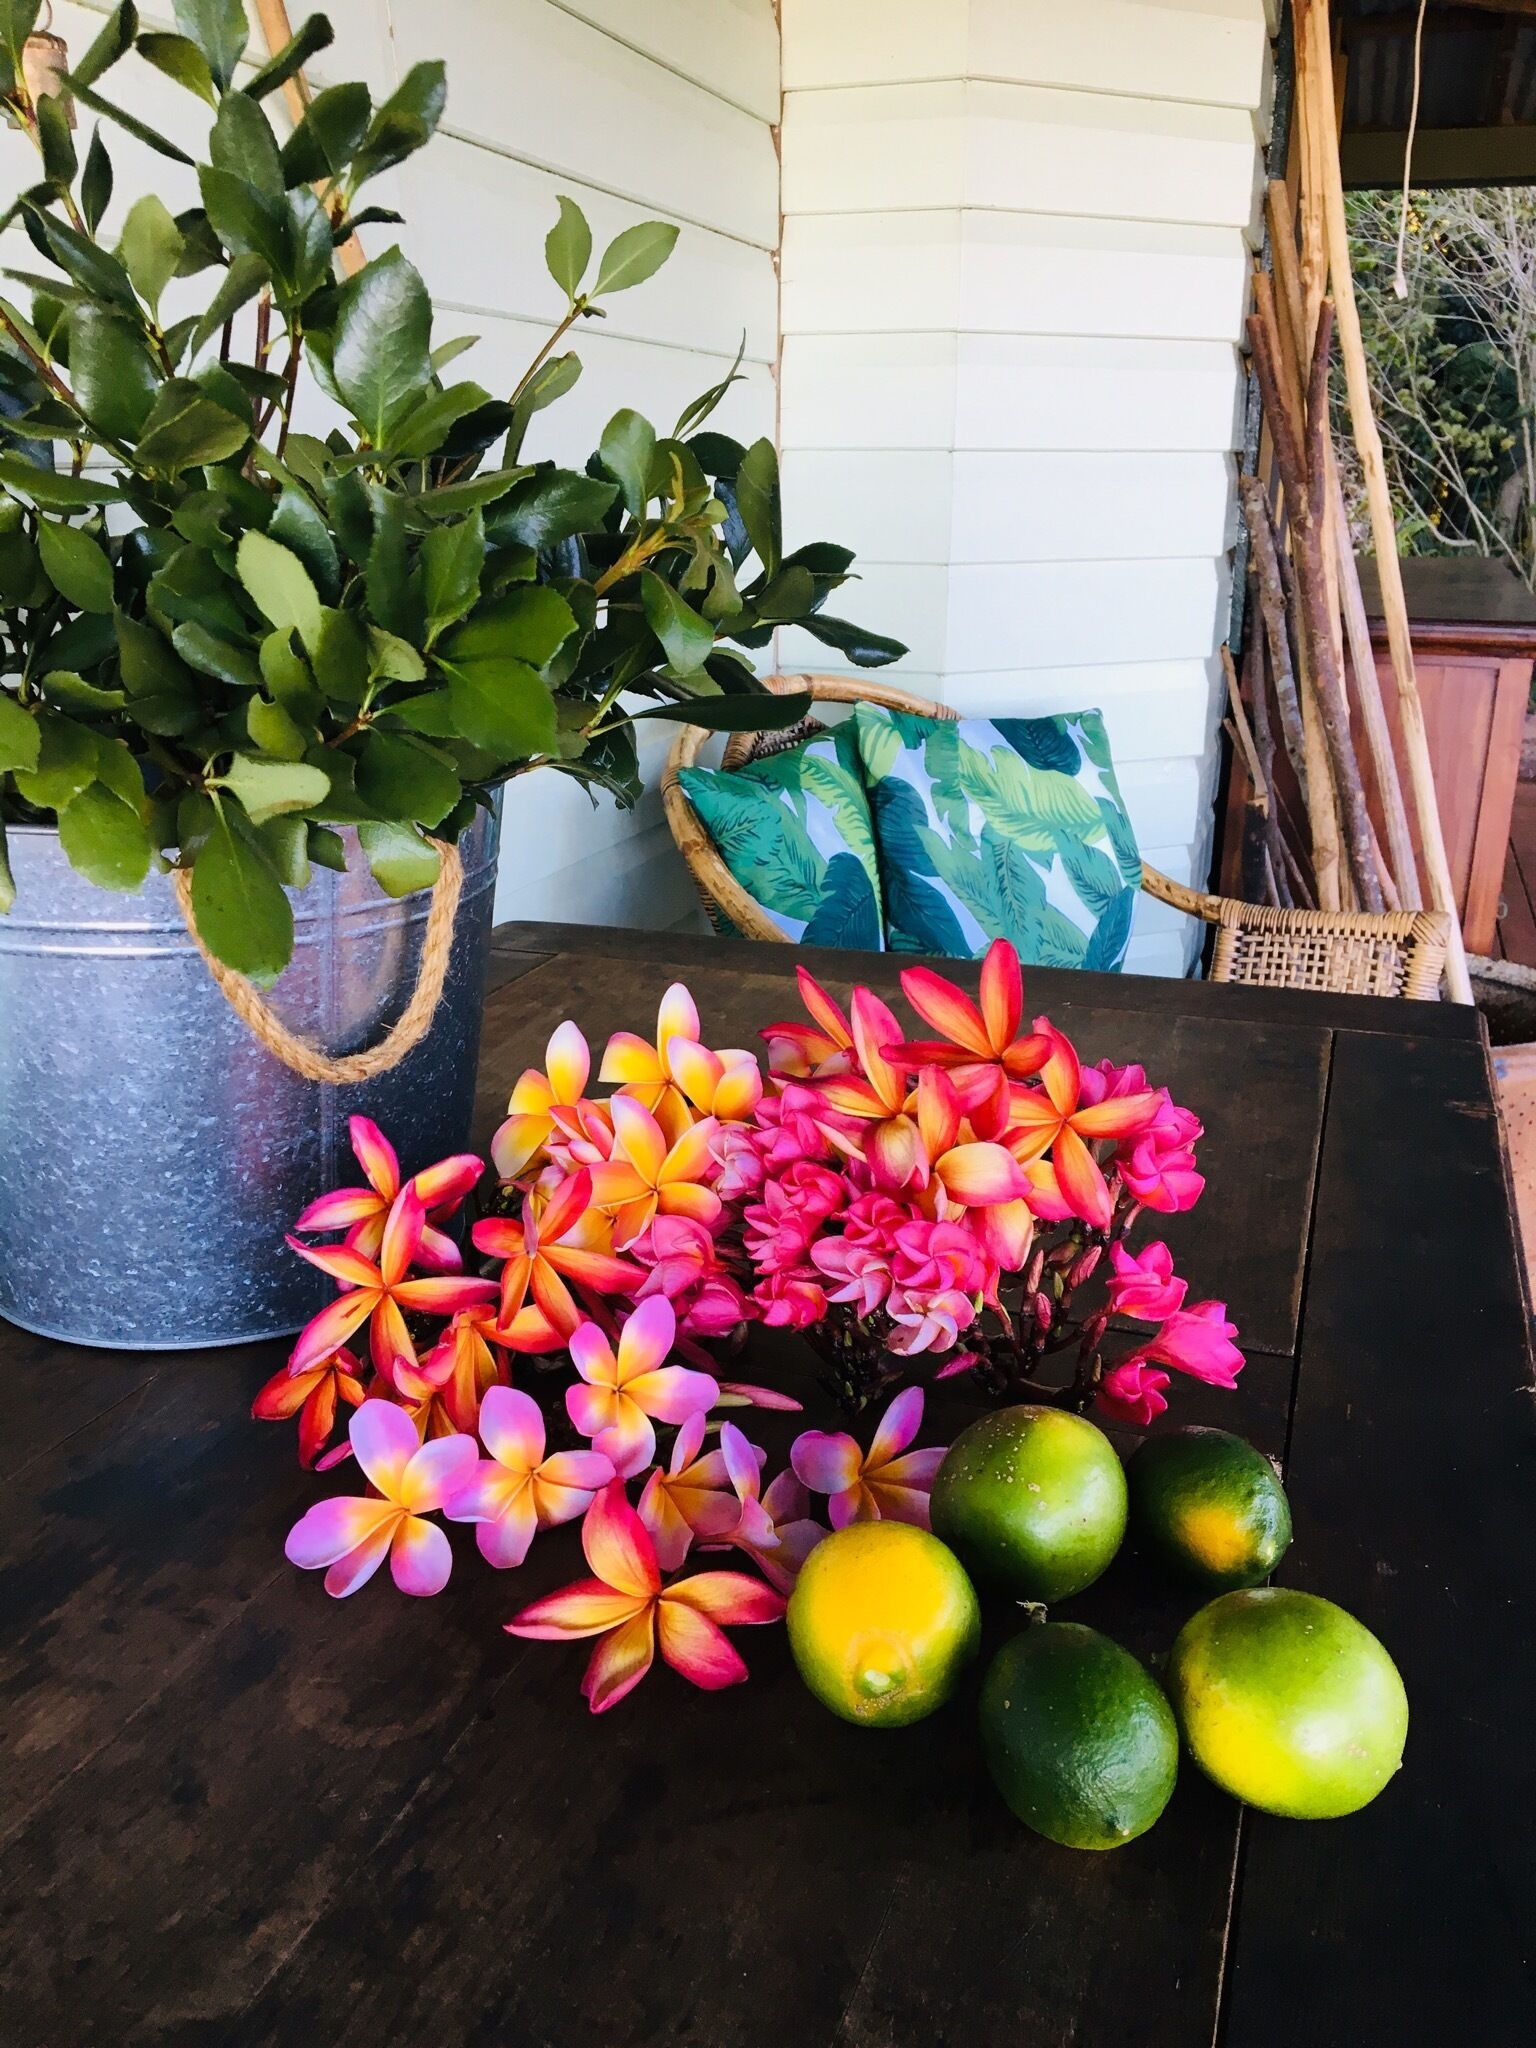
[1002,1021,1161,1230]
[471,1168,643,1344]
[598,982,707,1144]
[887,940,1051,1116]
[491,1021,593,1182]
[252,1345,366,1468]
[586,1095,722,1247]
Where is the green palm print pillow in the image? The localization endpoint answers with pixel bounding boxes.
[678,720,886,949]
[851,702,1141,970]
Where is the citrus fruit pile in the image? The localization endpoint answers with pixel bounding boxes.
[786,1406,1408,1850]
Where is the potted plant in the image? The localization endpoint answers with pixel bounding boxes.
[0,0,903,1349]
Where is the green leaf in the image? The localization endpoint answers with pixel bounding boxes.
[332,246,432,446]
[42,667,126,711]
[0,529,47,606]
[69,302,158,442]
[355,727,461,828]
[753,564,817,624]
[247,690,307,759]
[258,812,310,887]
[545,195,592,299]
[116,609,200,734]
[0,822,12,912]
[313,606,370,703]
[215,752,330,826]
[23,202,139,315]
[236,530,322,651]
[116,192,184,312]
[136,30,217,106]
[735,437,780,579]
[0,689,39,772]
[171,0,249,92]
[241,11,334,102]
[171,620,264,691]
[191,808,292,982]
[61,77,195,166]
[188,249,268,358]
[367,626,425,683]
[798,612,906,667]
[441,655,557,760]
[307,822,346,871]
[57,781,152,891]
[492,466,616,550]
[209,87,284,197]
[36,92,77,189]
[641,569,714,674]
[409,465,529,521]
[364,486,417,639]
[37,519,114,612]
[0,453,123,507]
[504,350,580,461]
[390,380,492,461]
[133,378,250,475]
[599,408,656,519]
[438,586,577,675]
[260,624,321,718]
[420,510,483,639]
[0,0,41,64]
[350,61,447,185]
[81,127,114,233]
[591,219,679,296]
[71,1,139,90]
[631,691,812,731]
[356,817,440,897]
[280,79,371,185]
[12,710,98,809]
[267,486,339,603]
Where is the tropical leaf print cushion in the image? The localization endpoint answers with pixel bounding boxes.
[852,703,1141,970]
[678,721,886,949]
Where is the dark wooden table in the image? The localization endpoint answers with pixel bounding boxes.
[5,924,1535,2047]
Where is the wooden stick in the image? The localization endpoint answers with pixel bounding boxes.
[1251,301,1384,909]
[1241,474,1308,797]
[1298,0,1470,999]
[1224,644,1271,902]
[1243,588,1290,906]
[1267,177,1422,909]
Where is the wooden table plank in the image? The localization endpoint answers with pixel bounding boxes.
[497,922,1484,1043]
[1220,1030,1536,2047]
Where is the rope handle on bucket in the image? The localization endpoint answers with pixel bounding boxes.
[170,840,465,1085]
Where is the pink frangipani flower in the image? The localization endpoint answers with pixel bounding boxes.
[284,1400,477,1597]
[566,1295,719,1479]
[790,1386,946,1529]
[637,1410,741,1570]
[1103,1240,1187,1322]
[293,1115,482,1273]
[1137,1300,1244,1388]
[445,1385,613,1568]
[1095,1359,1172,1428]
[713,1424,826,1592]
[506,1479,785,1713]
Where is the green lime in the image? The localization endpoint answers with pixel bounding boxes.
[930,1405,1127,1601]
[1168,1588,1408,1818]
[1129,1427,1292,1590]
[978,1622,1179,1849]
[786,1521,981,1728]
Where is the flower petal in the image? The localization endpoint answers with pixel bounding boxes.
[285,1494,396,1569]
[655,1599,750,1691]
[611,1093,668,1185]
[934,1142,1027,1207]
[545,1019,592,1102]
[389,1514,454,1596]
[624,1363,719,1426]
[867,1385,925,1468]
[538,1450,616,1496]
[977,939,1022,1050]
[538,1167,594,1247]
[850,986,906,1108]
[285,1236,382,1289]
[378,1182,426,1288]
[400,1431,478,1513]
[1037,1023,1081,1119]
[477,1489,540,1569]
[582,1607,657,1712]
[791,1429,864,1496]
[288,1288,377,1375]
[598,1030,663,1087]
[391,1276,501,1315]
[581,1477,662,1597]
[656,981,701,1056]
[443,1461,521,1524]
[507,1578,648,1637]
[292,1187,384,1233]
[568,1319,618,1388]
[348,1115,400,1198]
[348,1397,421,1500]
[615,1293,676,1381]
[900,964,990,1055]
[322,1516,399,1597]
[478,1383,545,1472]
[1052,1124,1113,1230]
[412,1152,484,1210]
[664,1569,788,1624]
[594,1409,657,1481]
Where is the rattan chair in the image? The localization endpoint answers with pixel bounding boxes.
[661,675,1451,1000]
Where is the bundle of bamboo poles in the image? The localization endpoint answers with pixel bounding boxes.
[1229,0,1472,1002]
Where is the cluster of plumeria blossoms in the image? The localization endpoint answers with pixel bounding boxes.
[261,940,1244,1710]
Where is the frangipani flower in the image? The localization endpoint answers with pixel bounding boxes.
[665,1038,764,1123]
[1137,1301,1244,1389]
[491,1021,592,1181]
[472,1168,641,1344]
[760,966,856,1078]
[889,941,1051,1109]
[252,1345,366,1469]
[293,1115,482,1273]
[506,1478,786,1712]
[1003,1022,1161,1229]
[599,982,707,1144]
[566,1295,719,1478]
[791,1386,946,1529]
[637,1410,740,1569]
[288,1184,499,1378]
[814,987,922,1186]
[1104,1240,1187,1321]
[412,1303,509,1434]
[445,1385,613,1567]
[284,1400,476,1597]
[1095,1359,1172,1428]
[717,1441,826,1593]
[587,1096,721,1248]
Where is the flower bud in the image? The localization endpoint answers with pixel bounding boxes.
[1032,1290,1052,1332]
[1069,1244,1102,1288]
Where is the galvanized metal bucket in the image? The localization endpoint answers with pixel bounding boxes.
[0,804,500,1350]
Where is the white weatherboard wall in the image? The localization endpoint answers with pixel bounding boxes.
[778,0,1272,975]
[13,0,779,931]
